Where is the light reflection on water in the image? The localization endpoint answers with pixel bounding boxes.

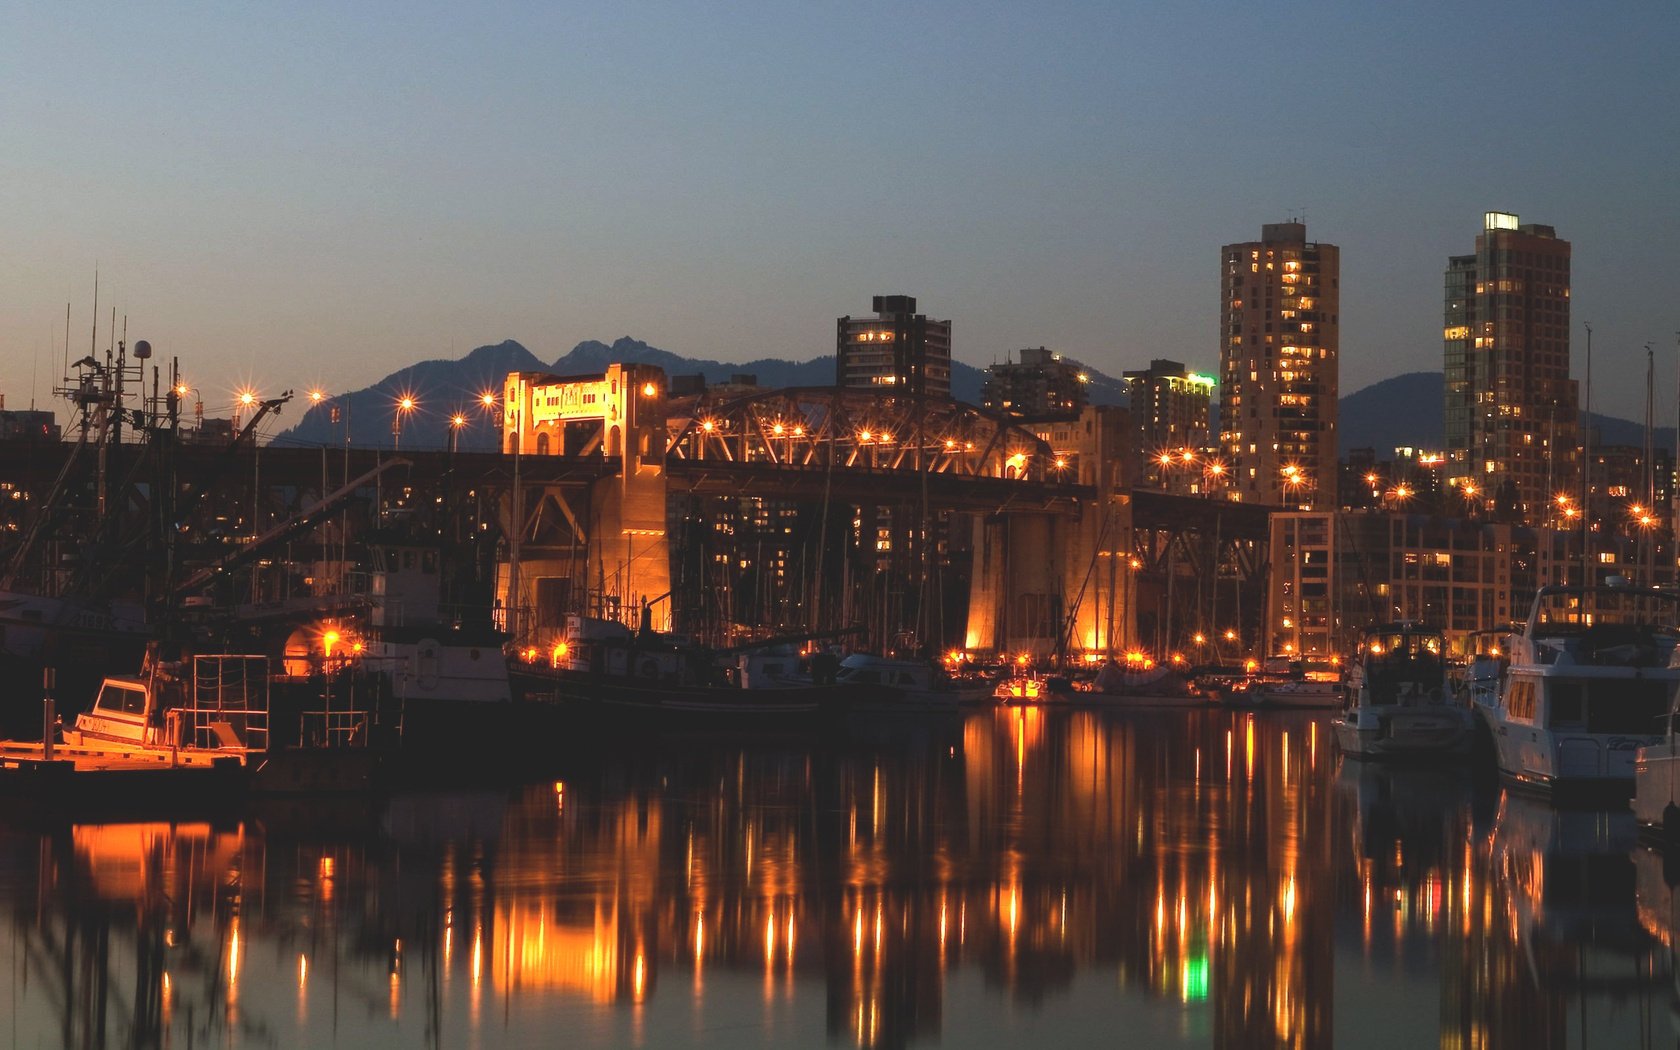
[0,709,1672,1048]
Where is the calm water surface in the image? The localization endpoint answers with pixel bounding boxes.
[1,708,1673,1048]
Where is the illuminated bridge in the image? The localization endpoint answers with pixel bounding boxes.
[0,367,1271,659]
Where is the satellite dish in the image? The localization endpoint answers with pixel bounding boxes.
[133,340,152,360]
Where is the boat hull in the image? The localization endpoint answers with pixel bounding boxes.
[1333,707,1474,760]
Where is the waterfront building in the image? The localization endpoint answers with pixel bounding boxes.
[0,409,59,442]
[1219,222,1340,508]
[1340,448,1451,515]
[1443,212,1577,523]
[836,295,952,399]
[1121,358,1215,492]
[1268,510,1573,658]
[981,347,1088,421]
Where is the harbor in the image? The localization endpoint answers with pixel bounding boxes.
[0,707,1670,1049]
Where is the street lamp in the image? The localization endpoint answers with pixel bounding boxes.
[393,394,417,450]
[1203,459,1227,497]
[450,412,467,453]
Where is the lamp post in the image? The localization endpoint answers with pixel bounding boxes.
[393,395,417,451]
[481,389,523,641]
[1459,481,1479,519]
[1203,460,1226,498]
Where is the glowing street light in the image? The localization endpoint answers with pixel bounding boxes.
[393,394,418,450]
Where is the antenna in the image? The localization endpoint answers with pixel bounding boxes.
[88,269,98,374]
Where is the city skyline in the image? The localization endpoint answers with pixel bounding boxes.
[4,4,1676,424]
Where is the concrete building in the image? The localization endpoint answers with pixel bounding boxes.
[1121,358,1215,492]
[981,347,1088,421]
[836,295,952,399]
[1219,222,1340,508]
[1443,212,1577,523]
[1267,509,1574,658]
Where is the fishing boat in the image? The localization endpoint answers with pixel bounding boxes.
[1480,580,1679,799]
[834,653,992,712]
[0,651,377,807]
[511,613,866,727]
[1332,622,1473,759]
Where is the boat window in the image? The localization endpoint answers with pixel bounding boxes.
[1507,681,1535,721]
[850,671,881,685]
[98,684,146,716]
[1584,679,1670,735]
[1548,682,1585,728]
[896,673,917,686]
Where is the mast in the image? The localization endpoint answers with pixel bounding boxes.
[1646,344,1655,585]
[1580,322,1592,592]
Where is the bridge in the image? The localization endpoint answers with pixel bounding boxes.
[0,367,1273,660]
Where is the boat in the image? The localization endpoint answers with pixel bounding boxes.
[1456,627,1511,709]
[1244,674,1342,709]
[1332,622,1474,759]
[999,661,1206,708]
[1634,688,1680,842]
[511,613,865,728]
[833,653,992,712]
[0,651,377,807]
[1479,579,1680,799]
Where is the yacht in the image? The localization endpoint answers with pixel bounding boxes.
[1333,622,1473,759]
[1481,580,1679,798]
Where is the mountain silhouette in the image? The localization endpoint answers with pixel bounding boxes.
[272,336,1131,450]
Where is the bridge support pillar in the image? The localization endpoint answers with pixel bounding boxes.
[965,494,1131,660]
[587,365,672,630]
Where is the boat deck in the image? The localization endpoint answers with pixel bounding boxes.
[0,738,249,772]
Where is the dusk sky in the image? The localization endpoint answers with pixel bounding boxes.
[4,2,1675,424]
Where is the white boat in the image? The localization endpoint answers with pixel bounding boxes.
[1333,622,1473,759]
[834,654,992,713]
[1248,676,1342,709]
[69,654,273,753]
[1481,580,1679,799]
[1635,684,1680,841]
[1456,628,1511,709]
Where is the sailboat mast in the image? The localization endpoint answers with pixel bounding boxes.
[1580,322,1592,592]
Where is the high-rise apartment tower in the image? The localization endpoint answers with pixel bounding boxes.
[1218,222,1340,507]
[1443,212,1576,521]
[836,295,953,399]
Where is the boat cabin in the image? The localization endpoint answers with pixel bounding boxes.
[1506,585,1680,736]
[1354,624,1446,706]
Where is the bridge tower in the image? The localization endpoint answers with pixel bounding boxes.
[503,363,672,633]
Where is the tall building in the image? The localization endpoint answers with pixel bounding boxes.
[1219,222,1340,507]
[1121,358,1215,490]
[981,347,1088,421]
[1443,212,1577,522]
[836,295,952,399]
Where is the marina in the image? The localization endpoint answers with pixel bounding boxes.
[0,707,1672,1049]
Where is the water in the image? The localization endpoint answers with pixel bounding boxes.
[1,708,1672,1049]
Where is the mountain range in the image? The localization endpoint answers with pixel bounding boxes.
[1338,371,1673,457]
[271,338,1667,457]
[272,337,1131,451]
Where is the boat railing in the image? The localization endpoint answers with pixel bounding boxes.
[297,708,369,748]
[184,655,272,752]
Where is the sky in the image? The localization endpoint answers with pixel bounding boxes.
[3,2,1677,424]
